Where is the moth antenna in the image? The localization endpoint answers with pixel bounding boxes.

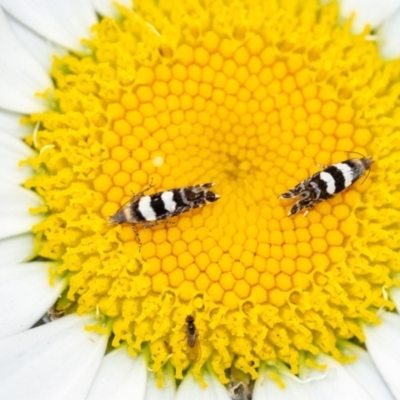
[345,150,366,159]
[361,165,372,185]
[344,151,373,185]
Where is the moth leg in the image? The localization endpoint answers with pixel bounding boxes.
[279,181,309,199]
[142,220,160,229]
[135,220,161,252]
[288,201,307,216]
[279,187,301,199]
[148,220,176,230]
[289,200,312,216]
[289,196,324,216]
[131,224,142,252]
[130,178,155,203]
[288,193,314,216]
[287,190,312,215]
[146,177,154,191]
[164,220,176,226]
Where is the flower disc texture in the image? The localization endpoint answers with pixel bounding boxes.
[25,0,400,384]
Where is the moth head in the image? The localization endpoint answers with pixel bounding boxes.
[186,183,220,203]
[361,156,373,170]
[205,191,220,203]
[201,183,220,203]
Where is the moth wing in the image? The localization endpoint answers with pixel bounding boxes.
[288,196,325,216]
[288,201,307,216]
[279,190,299,199]
[109,189,144,221]
[279,181,309,199]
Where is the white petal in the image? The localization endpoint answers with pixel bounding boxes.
[0,130,35,184]
[175,370,231,400]
[91,0,132,17]
[0,7,51,114]
[341,342,395,400]
[379,9,400,59]
[302,355,375,400]
[0,233,35,267]
[0,261,66,339]
[365,312,400,399]
[339,0,400,33]
[86,346,147,400]
[0,0,97,52]
[6,11,67,72]
[0,181,43,239]
[0,109,30,138]
[389,284,400,310]
[253,364,311,400]
[0,314,108,400]
[145,367,176,400]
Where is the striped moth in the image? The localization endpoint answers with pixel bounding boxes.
[279,157,373,216]
[109,182,220,249]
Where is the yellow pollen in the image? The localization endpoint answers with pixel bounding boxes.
[25,0,400,385]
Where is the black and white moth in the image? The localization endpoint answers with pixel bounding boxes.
[279,157,373,216]
[109,182,220,249]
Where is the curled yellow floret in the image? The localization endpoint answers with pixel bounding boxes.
[25,0,400,385]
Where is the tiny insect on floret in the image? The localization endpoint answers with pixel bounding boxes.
[185,315,197,348]
[279,157,373,216]
[185,315,201,361]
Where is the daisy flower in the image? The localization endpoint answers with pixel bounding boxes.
[1,0,400,399]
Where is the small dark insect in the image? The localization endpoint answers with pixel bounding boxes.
[185,315,197,348]
[185,315,201,361]
[279,157,373,216]
[109,182,220,250]
[228,380,253,400]
[46,306,64,322]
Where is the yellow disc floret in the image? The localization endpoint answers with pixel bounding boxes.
[25,0,400,385]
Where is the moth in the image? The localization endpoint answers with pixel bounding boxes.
[279,157,373,216]
[109,182,220,249]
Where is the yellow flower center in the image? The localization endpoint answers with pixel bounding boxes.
[25,0,400,385]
